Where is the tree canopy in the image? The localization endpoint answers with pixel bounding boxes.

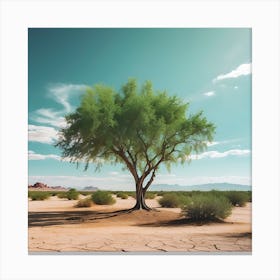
[56,79,215,210]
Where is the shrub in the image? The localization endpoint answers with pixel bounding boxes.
[144,192,156,199]
[76,197,93,207]
[116,192,128,199]
[57,192,68,199]
[66,188,79,200]
[224,191,247,207]
[78,191,95,196]
[156,191,164,196]
[130,193,136,199]
[28,191,50,201]
[246,191,252,202]
[91,191,116,205]
[158,193,188,208]
[183,194,232,221]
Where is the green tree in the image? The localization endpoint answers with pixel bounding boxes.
[56,79,215,210]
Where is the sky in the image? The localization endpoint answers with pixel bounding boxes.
[28,28,251,190]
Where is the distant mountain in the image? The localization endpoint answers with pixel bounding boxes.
[82,186,99,191]
[28,182,68,191]
[150,183,251,191]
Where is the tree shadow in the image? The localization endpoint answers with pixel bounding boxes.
[28,208,133,227]
[226,232,252,238]
[139,217,226,227]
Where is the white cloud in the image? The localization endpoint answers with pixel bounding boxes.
[203,91,215,97]
[28,150,106,165]
[28,150,61,161]
[205,141,219,147]
[30,83,87,128]
[213,63,251,83]
[48,83,87,113]
[31,108,66,128]
[234,86,239,90]
[204,139,242,147]
[109,171,119,176]
[28,124,58,144]
[189,149,250,160]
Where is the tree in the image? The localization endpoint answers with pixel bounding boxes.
[56,79,215,210]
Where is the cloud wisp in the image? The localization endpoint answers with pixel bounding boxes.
[29,83,88,144]
[189,149,250,160]
[28,124,58,144]
[30,83,87,129]
[28,150,61,161]
[206,141,219,147]
[31,108,67,128]
[28,150,106,165]
[205,138,243,147]
[203,91,215,97]
[213,63,251,83]
[48,83,88,113]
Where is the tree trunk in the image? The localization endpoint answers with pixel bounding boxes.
[132,182,151,211]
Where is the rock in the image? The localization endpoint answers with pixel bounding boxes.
[28,182,68,191]
[33,182,48,189]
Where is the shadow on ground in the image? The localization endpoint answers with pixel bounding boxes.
[226,232,252,238]
[28,209,237,228]
[140,217,226,227]
[28,209,132,227]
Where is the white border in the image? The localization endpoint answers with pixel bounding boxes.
[0,1,279,280]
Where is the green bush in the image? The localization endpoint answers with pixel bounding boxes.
[155,191,164,197]
[91,191,116,205]
[28,191,50,201]
[66,188,79,200]
[57,192,68,199]
[245,191,252,202]
[76,197,93,207]
[158,193,182,208]
[183,194,232,221]
[116,192,128,199]
[78,191,94,196]
[130,192,136,199]
[224,191,247,207]
[144,192,156,199]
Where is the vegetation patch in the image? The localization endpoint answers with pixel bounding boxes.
[144,192,156,199]
[158,193,182,208]
[28,191,50,201]
[116,192,128,199]
[57,192,68,199]
[129,192,136,199]
[223,191,248,207]
[65,188,79,200]
[78,191,96,196]
[183,194,232,221]
[91,191,116,205]
[76,197,93,207]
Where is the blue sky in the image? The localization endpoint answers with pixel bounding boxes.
[28,28,251,190]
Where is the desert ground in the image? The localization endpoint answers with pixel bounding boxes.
[28,195,252,253]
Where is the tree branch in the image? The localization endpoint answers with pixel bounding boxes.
[143,168,156,191]
[136,130,151,170]
[126,149,137,168]
[112,147,139,182]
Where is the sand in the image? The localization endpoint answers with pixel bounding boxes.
[28,195,252,253]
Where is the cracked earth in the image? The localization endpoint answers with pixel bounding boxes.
[28,196,252,253]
